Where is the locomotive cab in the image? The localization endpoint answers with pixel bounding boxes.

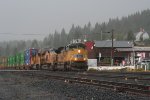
[65,43,88,70]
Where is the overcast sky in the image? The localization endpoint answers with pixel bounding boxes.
[0,0,150,41]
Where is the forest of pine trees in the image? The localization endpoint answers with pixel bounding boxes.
[0,9,150,56]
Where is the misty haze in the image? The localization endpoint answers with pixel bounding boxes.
[0,0,150,100]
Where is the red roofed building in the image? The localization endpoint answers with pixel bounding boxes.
[84,41,95,59]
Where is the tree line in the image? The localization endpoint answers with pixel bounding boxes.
[0,9,150,56]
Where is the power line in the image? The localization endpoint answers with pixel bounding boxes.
[0,33,48,36]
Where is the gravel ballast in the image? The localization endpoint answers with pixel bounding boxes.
[0,71,149,100]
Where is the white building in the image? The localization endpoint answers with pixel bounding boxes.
[135,28,149,41]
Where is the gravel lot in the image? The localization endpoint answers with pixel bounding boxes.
[0,71,149,100]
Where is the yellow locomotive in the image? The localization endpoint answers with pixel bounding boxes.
[31,49,57,70]
[56,42,88,70]
[30,41,88,71]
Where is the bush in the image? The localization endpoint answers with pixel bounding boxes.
[88,68,98,72]
[134,68,145,72]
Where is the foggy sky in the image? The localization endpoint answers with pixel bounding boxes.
[0,0,150,41]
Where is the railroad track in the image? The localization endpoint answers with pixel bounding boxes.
[86,71,150,75]
[15,71,150,96]
[43,71,150,84]
[79,73,150,81]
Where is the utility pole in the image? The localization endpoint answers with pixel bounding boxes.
[101,30,103,40]
[97,30,114,66]
[111,29,114,66]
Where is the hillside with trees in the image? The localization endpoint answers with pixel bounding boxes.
[0,9,150,56]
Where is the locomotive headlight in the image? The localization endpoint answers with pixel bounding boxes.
[75,58,77,61]
[78,50,81,53]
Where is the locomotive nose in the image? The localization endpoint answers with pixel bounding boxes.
[78,50,81,53]
[73,54,87,61]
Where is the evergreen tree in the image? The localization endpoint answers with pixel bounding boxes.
[126,30,135,41]
[60,28,67,46]
[1,9,150,56]
[53,31,61,48]
[5,44,10,56]
[31,40,39,48]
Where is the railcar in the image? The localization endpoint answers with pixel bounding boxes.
[15,53,20,69]
[30,48,57,70]
[20,52,25,69]
[0,40,88,71]
[56,43,88,71]
[24,48,38,69]
[7,56,15,68]
[31,52,41,69]
[0,57,7,69]
[30,42,88,71]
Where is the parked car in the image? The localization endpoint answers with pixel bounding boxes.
[141,59,150,64]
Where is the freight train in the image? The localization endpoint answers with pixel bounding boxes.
[0,41,88,71]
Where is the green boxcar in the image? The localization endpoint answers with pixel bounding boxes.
[5,53,24,69]
[7,56,12,67]
[12,56,15,67]
[7,56,15,68]
[20,52,25,67]
[15,52,24,69]
[15,53,20,68]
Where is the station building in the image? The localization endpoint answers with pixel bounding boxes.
[85,40,150,68]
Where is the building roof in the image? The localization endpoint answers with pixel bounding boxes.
[94,41,133,48]
[117,47,150,52]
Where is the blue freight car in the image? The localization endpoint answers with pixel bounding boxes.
[24,48,38,69]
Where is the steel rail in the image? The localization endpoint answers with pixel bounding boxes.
[17,71,150,96]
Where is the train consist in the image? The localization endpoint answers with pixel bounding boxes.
[0,41,88,71]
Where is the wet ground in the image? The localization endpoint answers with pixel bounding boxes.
[0,70,149,100]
